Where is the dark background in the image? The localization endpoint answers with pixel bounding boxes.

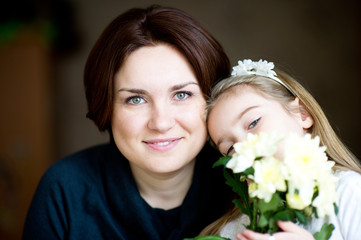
[0,0,360,239]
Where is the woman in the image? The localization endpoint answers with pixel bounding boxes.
[22,5,233,240]
[203,59,361,240]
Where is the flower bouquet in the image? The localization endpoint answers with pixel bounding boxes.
[186,132,338,240]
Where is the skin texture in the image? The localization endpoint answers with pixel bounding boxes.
[111,44,208,209]
[207,85,315,239]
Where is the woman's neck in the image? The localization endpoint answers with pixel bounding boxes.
[130,159,196,210]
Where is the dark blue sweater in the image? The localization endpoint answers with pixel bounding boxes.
[22,142,232,240]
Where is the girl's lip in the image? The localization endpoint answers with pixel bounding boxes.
[143,138,182,152]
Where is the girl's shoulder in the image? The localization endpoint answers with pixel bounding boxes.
[332,171,361,239]
[335,170,361,186]
[219,214,249,240]
[334,170,361,211]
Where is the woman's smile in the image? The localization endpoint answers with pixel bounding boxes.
[143,138,183,152]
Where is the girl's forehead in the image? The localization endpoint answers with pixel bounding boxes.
[215,85,259,103]
[208,87,252,123]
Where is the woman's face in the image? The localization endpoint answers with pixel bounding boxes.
[112,44,207,174]
[208,85,313,155]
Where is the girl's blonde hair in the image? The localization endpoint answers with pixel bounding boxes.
[201,70,361,236]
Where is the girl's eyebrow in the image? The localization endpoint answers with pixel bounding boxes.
[231,105,259,126]
[117,82,198,93]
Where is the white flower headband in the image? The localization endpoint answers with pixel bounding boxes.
[231,59,295,96]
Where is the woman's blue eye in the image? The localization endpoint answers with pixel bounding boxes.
[174,92,190,100]
[248,118,260,129]
[128,96,145,104]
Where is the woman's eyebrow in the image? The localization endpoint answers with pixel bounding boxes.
[117,82,198,94]
[117,88,147,94]
[170,82,198,91]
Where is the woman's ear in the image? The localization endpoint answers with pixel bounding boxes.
[290,97,314,130]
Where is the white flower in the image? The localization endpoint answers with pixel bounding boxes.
[226,146,255,173]
[249,156,287,202]
[231,59,278,81]
[312,172,338,218]
[219,131,339,237]
[286,178,315,210]
[282,133,337,216]
[283,133,329,180]
[226,132,283,173]
[253,132,283,157]
[231,59,255,76]
[254,59,276,79]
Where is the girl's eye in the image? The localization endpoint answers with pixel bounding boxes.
[174,91,191,100]
[127,96,145,105]
[248,118,260,130]
[226,145,234,156]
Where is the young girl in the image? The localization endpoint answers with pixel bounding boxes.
[204,59,361,240]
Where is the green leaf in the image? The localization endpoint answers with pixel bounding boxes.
[272,209,295,222]
[224,170,249,201]
[226,171,251,216]
[242,166,254,176]
[233,199,251,217]
[295,210,308,225]
[257,214,268,228]
[184,236,231,240]
[334,203,339,215]
[213,156,231,168]
[267,218,280,233]
[313,223,335,240]
[258,194,282,213]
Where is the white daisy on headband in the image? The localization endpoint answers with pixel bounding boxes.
[231,59,277,80]
[231,59,295,96]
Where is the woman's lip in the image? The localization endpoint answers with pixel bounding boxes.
[144,138,182,152]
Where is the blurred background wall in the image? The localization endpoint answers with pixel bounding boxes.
[0,0,360,239]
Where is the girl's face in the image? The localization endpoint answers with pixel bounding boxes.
[208,85,313,155]
[112,44,207,174]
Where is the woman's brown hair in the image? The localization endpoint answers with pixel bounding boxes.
[84,5,230,132]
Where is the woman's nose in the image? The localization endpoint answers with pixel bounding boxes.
[147,102,176,132]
